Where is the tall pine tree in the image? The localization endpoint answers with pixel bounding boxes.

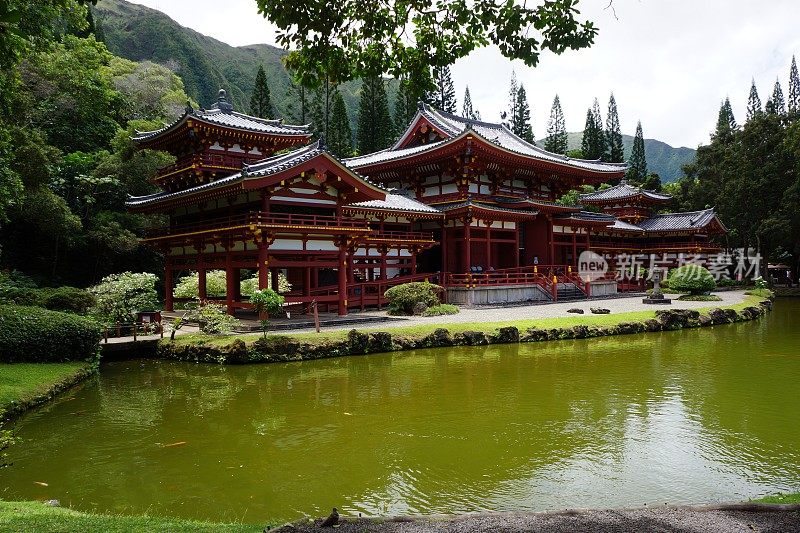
[249,65,273,119]
[746,79,762,121]
[544,94,567,154]
[327,89,352,157]
[626,121,647,183]
[580,108,596,159]
[604,93,623,162]
[285,80,311,125]
[765,79,786,116]
[463,86,476,119]
[581,99,605,159]
[714,97,737,141]
[356,75,392,154]
[426,66,456,113]
[393,77,418,139]
[501,71,519,128]
[512,85,533,142]
[789,56,800,115]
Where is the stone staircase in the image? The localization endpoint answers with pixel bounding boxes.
[556,282,587,301]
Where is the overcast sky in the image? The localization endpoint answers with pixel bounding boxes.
[128,0,800,148]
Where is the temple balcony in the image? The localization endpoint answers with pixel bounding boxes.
[153,152,254,185]
[144,211,373,243]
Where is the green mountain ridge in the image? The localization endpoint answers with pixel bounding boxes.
[96,0,694,181]
[537,132,695,183]
[94,0,395,131]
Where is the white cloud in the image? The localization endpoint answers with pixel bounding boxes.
[127,0,800,147]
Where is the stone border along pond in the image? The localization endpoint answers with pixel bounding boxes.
[155,301,774,365]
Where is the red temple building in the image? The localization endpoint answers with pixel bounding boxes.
[127,94,727,314]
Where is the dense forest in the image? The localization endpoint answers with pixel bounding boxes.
[0,0,183,287]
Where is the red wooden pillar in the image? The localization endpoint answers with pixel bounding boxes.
[225,249,235,316]
[410,248,417,275]
[441,221,448,276]
[514,222,520,268]
[303,266,311,313]
[572,232,577,267]
[464,218,472,273]
[338,243,348,316]
[548,217,555,264]
[164,258,174,312]
[258,241,269,290]
[485,222,492,270]
[380,247,387,280]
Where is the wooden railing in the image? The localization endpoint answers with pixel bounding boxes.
[155,153,251,180]
[147,211,371,238]
[364,230,435,242]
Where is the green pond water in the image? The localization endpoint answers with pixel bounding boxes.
[2,300,800,525]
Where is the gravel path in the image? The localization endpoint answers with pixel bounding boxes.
[278,504,800,532]
[291,290,749,333]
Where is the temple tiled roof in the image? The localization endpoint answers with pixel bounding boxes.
[126,142,326,208]
[437,199,539,217]
[637,208,726,232]
[348,190,442,215]
[608,219,645,232]
[579,181,672,203]
[555,211,617,225]
[394,103,628,174]
[343,139,450,168]
[133,90,310,142]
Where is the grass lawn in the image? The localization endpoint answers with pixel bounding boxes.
[0,362,92,416]
[173,294,767,349]
[0,501,262,533]
[753,492,800,504]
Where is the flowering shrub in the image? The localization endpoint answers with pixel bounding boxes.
[174,270,291,298]
[89,272,160,322]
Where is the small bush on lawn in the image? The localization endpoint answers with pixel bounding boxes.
[421,304,460,317]
[89,272,160,323]
[0,305,102,363]
[668,265,716,295]
[249,288,285,337]
[744,287,775,299]
[677,294,722,301]
[384,282,443,315]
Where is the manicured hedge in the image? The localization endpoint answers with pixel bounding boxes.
[668,265,716,294]
[0,305,102,363]
[384,282,443,315]
[0,286,95,314]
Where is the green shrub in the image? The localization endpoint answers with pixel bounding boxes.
[89,272,160,323]
[185,302,240,334]
[0,305,102,363]
[745,287,775,299]
[250,288,285,337]
[175,270,291,299]
[384,282,443,315]
[421,304,460,316]
[668,265,716,294]
[37,286,96,314]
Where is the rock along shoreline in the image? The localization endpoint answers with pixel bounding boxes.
[155,302,773,365]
